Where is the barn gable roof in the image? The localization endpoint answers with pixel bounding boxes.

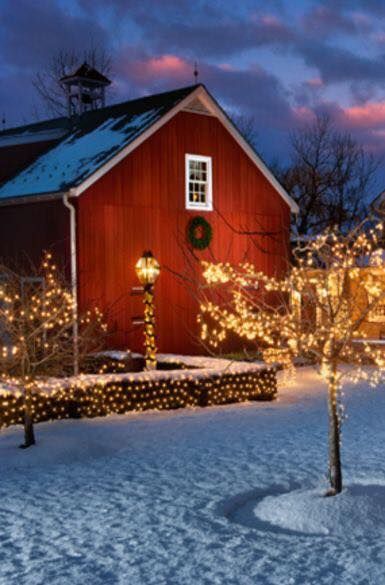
[0,85,298,212]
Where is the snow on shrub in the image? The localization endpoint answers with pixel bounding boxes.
[0,358,277,428]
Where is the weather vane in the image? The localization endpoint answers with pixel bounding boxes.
[193,62,199,85]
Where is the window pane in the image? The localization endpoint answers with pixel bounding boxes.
[187,156,210,208]
[188,181,206,204]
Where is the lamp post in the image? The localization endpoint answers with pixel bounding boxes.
[135,251,160,370]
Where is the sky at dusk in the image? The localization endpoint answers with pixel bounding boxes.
[2,0,385,175]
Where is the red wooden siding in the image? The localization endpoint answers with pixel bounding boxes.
[0,140,60,184]
[0,199,70,275]
[77,111,291,354]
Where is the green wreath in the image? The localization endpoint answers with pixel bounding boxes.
[187,216,213,250]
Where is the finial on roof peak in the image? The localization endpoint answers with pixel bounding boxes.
[193,62,199,85]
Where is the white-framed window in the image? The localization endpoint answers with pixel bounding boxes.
[185,154,212,211]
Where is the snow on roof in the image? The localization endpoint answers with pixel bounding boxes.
[0,85,197,200]
[0,108,162,198]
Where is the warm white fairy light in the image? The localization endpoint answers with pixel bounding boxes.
[0,252,106,443]
[135,251,160,370]
[199,222,385,492]
[200,223,385,388]
[0,362,277,428]
[0,248,278,431]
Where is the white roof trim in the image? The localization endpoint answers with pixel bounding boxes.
[69,86,298,213]
[71,89,205,197]
[195,89,299,213]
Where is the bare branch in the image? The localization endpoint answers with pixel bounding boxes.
[33,46,113,117]
[278,114,380,236]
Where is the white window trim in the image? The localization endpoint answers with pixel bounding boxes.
[185,154,213,211]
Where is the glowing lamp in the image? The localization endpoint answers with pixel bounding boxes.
[135,251,160,370]
[135,251,160,286]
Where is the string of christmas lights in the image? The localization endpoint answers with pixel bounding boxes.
[199,222,385,493]
[0,366,277,429]
[143,285,157,370]
[0,252,106,444]
[199,222,385,424]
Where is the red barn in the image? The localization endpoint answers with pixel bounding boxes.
[0,84,298,354]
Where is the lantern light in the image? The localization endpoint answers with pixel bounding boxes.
[135,251,160,286]
[135,251,160,370]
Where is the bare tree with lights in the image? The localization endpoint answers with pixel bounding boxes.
[199,222,385,495]
[0,252,106,448]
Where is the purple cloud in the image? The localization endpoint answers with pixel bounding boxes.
[114,47,294,128]
[0,0,108,69]
[302,4,372,37]
[2,0,385,172]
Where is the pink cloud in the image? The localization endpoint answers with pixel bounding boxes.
[305,77,324,88]
[350,11,371,28]
[249,12,291,38]
[293,99,385,134]
[290,99,385,157]
[374,32,385,44]
[293,106,315,123]
[259,14,282,28]
[218,63,236,72]
[119,53,191,85]
[141,54,190,76]
[344,102,385,127]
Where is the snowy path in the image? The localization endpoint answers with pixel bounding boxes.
[1,368,385,584]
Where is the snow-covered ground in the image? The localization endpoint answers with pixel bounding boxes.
[1,367,385,584]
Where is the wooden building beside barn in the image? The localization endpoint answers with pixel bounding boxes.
[0,74,298,354]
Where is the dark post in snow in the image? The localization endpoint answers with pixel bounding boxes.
[21,386,36,449]
[326,364,343,495]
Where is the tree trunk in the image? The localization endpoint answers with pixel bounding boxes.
[327,369,342,495]
[20,388,36,449]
